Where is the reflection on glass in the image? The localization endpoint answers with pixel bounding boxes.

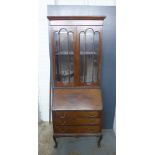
[80,29,99,83]
[54,29,74,84]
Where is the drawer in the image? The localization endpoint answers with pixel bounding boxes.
[53,118,101,125]
[53,111,101,118]
[54,126,101,133]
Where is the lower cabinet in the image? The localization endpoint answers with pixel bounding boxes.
[53,111,102,134]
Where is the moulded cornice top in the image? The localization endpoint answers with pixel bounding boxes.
[47,16,106,20]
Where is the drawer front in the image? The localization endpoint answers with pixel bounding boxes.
[53,118,101,125]
[53,111,101,118]
[54,126,101,133]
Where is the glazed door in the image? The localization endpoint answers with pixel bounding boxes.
[51,25,102,87]
[51,26,76,86]
[77,26,103,86]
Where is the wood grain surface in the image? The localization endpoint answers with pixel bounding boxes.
[52,88,103,110]
[54,125,101,133]
[53,117,101,126]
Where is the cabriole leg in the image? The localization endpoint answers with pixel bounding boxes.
[98,134,103,147]
[53,136,58,148]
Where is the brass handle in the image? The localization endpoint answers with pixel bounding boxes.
[61,120,66,125]
[88,115,95,118]
[59,113,66,118]
[59,128,66,133]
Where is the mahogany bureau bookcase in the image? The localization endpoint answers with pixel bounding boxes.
[47,16,106,148]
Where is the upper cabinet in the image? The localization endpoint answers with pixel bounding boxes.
[48,16,106,87]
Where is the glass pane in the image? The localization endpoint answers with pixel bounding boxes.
[93,32,99,82]
[85,29,94,82]
[80,32,85,82]
[80,29,100,83]
[54,32,60,81]
[54,29,74,84]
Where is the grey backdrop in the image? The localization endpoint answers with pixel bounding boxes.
[47,5,116,129]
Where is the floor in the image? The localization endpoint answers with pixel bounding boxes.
[38,122,116,155]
